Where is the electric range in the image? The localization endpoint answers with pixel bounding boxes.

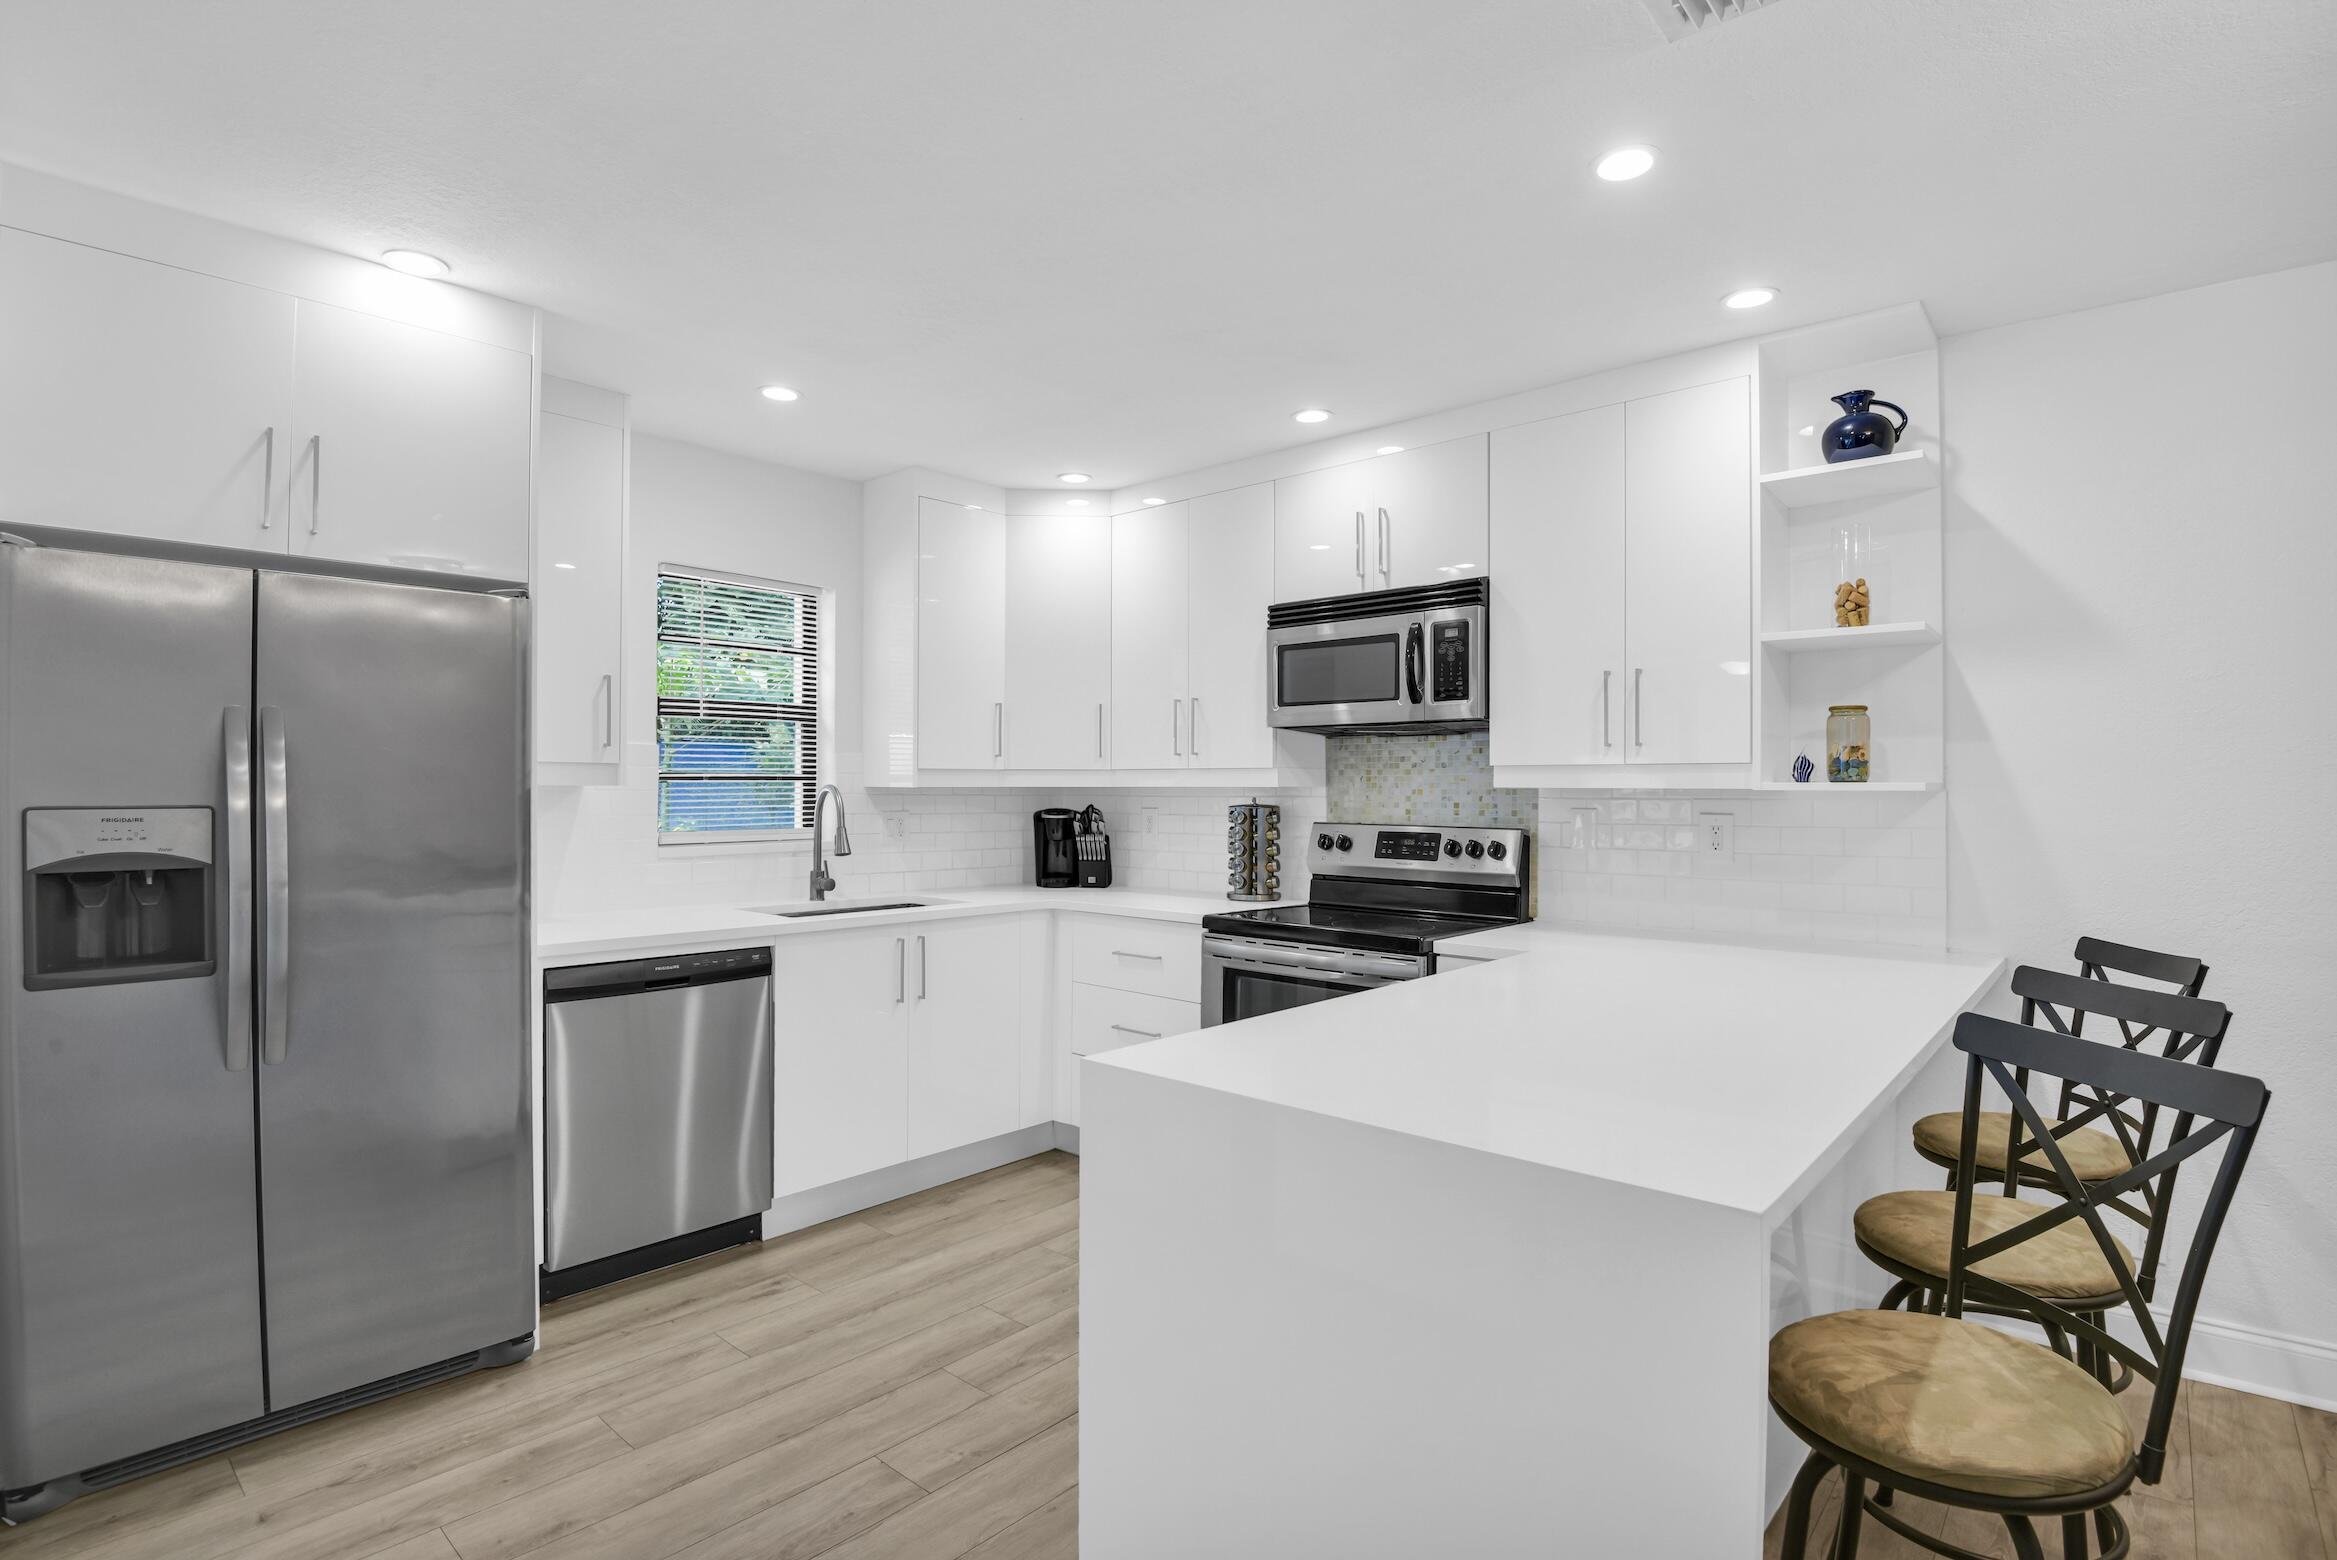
[1199,822,1531,1026]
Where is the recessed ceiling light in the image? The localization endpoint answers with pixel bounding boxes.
[964,503,982,511]
[552,562,577,570]
[1066,498,1088,507]
[1594,146,1656,182]
[1142,497,1166,506]
[759,385,800,402]
[1293,409,1331,424]
[380,249,449,278]
[1377,445,1405,455]
[1058,472,1091,484]
[1722,286,1779,310]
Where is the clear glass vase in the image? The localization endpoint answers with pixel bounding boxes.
[1827,705,1871,783]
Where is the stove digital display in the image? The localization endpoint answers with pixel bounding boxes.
[1373,829,1443,861]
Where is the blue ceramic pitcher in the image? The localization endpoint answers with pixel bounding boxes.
[1820,390,1909,463]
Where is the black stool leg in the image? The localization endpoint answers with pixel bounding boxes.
[1877,1279,1915,1312]
[2062,1511,2090,1558]
[2003,1515,2045,1560]
[1780,1452,1830,1559]
[1833,1475,1866,1558]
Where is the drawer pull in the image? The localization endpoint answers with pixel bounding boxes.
[1109,1024,1163,1039]
[1110,950,1164,961]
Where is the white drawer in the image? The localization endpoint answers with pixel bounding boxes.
[1061,982,1202,1127]
[1064,915,1202,999]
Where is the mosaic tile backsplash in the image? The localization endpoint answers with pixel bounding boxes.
[1326,731,1539,830]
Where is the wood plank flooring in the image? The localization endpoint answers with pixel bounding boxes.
[0,1150,2325,1559]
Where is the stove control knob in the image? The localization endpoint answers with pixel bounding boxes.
[1316,832,1334,850]
[1335,834,1354,852]
[1464,839,1485,859]
[1486,840,1509,861]
[1442,839,1463,858]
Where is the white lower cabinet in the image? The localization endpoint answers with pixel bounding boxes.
[772,926,912,1197]
[773,916,1032,1197]
[1060,983,1200,1129]
[906,917,1026,1158]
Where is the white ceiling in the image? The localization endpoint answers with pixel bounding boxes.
[2,0,2330,487]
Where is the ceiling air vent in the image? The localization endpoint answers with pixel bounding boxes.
[1637,0,1777,40]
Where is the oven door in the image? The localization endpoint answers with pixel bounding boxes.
[1201,935,1429,1027]
[1267,608,1420,730]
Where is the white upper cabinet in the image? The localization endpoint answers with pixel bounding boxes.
[1274,435,1488,601]
[0,228,294,549]
[917,498,1008,769]
[1005,513,1113,769]
[1624,378,1752,764]
[1111,501,1189,769]
[1490,405,1627,767]
[1488,379,1751,772]
[1272,462,1366,602]
[287,300,533,581]
[1184,482,1277,769]
[1369,434,1489,590]
[534,392,626,772]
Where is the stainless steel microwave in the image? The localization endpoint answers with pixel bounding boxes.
[1266,579,1488,733]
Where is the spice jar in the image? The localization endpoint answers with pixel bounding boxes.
[1827,705,1871,783]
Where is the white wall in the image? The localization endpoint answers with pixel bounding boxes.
[1942,260,2337,1404]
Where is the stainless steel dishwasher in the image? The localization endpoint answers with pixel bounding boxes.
[541,946,775,1299]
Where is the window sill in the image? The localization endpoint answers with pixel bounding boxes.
[656,834,813,857]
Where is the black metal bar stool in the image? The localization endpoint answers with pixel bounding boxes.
[1770,1011,2270,1559]
[1909,938,2210,1194]
[1856,967,2232,1402]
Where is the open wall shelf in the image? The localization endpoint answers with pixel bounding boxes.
[1760,622,1940,653]
[1758,449,1936,509]
[1750,780,1941,794]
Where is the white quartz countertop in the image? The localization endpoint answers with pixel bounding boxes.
[534,886,1227,963]
[1095,922,2005,1220]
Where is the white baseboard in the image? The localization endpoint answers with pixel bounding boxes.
[2112,1308,2337,1413]
[761,1124,1062,1237]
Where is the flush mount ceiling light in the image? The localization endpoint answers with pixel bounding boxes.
[1057,472,1091,484]
[1293,409,1331,424]
[1722,285,1779,310]
[380,249,449,278]
[1377,445,1405,455]
[1594,145,1656,182]
[1142,497,1166,506]
[759,385,800,402]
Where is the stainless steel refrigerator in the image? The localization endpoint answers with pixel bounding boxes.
[0,537,532,1521]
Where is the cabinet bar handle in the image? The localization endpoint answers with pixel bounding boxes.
[1354,511,1366,588]
[1378,506,1390,580]
[1097,702,1104,759]
[916,935,928,1000]
[1633,667,1644,749]
[895,937,906,1003]
[1111,950,1164,961]
[258,427,275,530]
[306,434,321,534]
[1109,1025,1162,1039]
[1602,669,1612,750]
[1171,699,1182,757]
[1189,697,1201,756]
[993,701,1003,758]
[598,673,614,749]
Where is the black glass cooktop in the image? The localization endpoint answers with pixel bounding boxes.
[1201,902,1521,956]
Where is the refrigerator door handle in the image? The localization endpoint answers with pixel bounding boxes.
[222,706,255,1072]
[257,705,292,1064]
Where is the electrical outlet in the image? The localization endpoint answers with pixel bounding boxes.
[1694,807,1735,862]
[882,815,906,841]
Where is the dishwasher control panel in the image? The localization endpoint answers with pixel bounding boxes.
[544,945,770,999]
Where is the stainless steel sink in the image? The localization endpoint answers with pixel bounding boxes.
[760,900,936,918]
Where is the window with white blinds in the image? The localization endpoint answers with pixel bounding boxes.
[655,568,820,841]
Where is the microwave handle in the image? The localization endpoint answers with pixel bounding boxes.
[1405,622,1424,704]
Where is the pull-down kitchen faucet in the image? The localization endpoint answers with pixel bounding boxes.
[808,784,851,900]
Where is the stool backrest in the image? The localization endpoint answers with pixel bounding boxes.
[2072,936,2209,1001]
[1944,1011,2267,1487]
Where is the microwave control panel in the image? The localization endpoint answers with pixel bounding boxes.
[1431,620,1471,701]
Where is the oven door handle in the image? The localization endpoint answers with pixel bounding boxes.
[1204,937,1427,980]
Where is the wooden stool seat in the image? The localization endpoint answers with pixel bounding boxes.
[1855,1189,2133,1300]
[1910,1111,2131,1181]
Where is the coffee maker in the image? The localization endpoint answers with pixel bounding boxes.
[1033,808,1079,888]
